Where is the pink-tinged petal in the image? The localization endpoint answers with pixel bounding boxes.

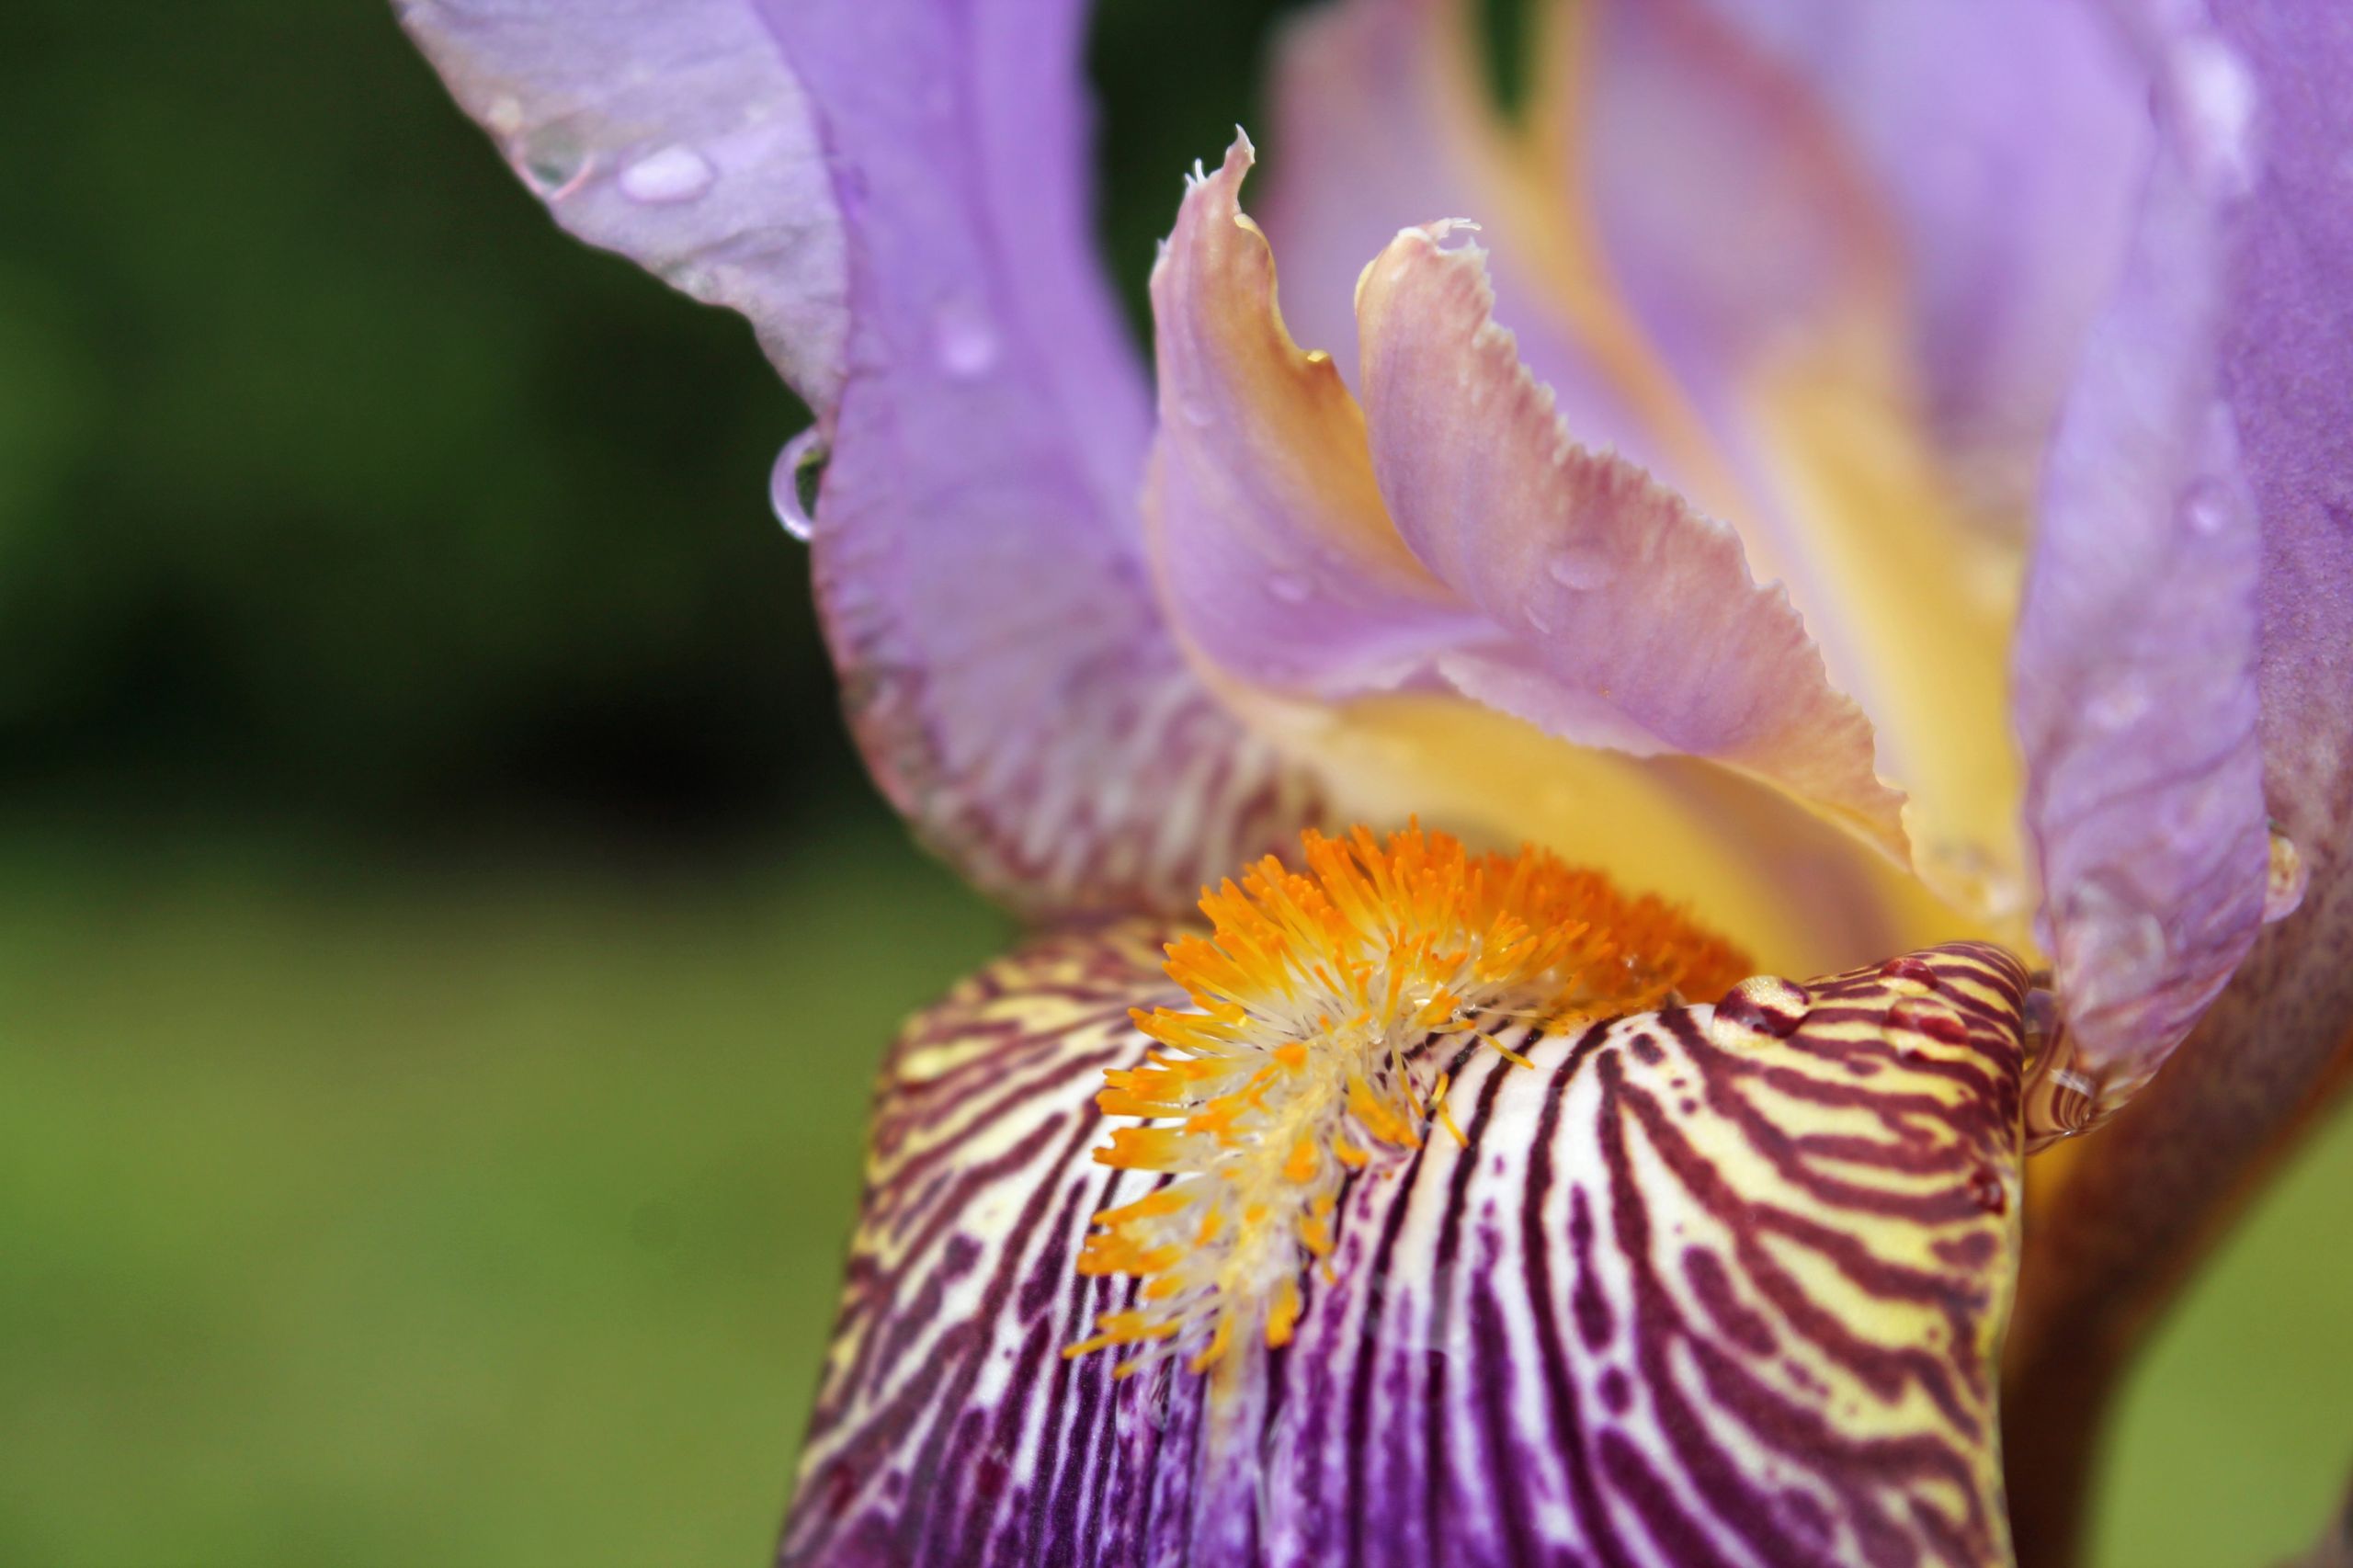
[1353,227,1907,861]
[773,0,1327,919]
[1148,141,1943,976]
[2011,46,2271,1114]
[1692,0,2151,522]
[1146,136,1486,694]
[1552,0,2031,912]
[782,926,2031,1565]
[397,0,849,410]
[1255,0,1667,470]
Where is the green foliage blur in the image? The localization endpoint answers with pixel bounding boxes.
[1,1,2347,1564]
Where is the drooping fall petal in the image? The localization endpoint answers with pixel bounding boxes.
[405,0,1325,921]
[781,925,2031,1565]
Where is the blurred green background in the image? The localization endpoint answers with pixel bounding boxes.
[0,2,2345,1563]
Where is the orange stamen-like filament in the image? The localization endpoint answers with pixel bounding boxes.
[1065,824,1748,1380]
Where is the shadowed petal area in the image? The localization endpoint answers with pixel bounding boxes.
[781,928,2030,1566]
[396,0,849,410]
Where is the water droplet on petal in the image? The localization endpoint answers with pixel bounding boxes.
[1267,573,1312,606]
[514,127,592,200]
[1887,996,1969,1048]
[619,143,715,204]
[1524,602,1553,633]
[2171,34,2260,198]
[2177,474,2235,540]
[932,297,1001,380]
[769,426,828,542]
[1963,1164,2009,1215]
[2058,872,2170,1017]
[1545,544,1613,591]
[2021,986,2101,1153]
[1876,955,1942,992]
[2086,682,2154,733]
[2264,824,2309,923]
[1710,975,1811,1044]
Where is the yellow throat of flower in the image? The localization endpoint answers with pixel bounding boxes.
[1066,824,1751,1379]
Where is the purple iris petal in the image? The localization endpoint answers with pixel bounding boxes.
[2012,36,2270,1108]
[397,0,849,410]
[1694,0,2150,523]
[408,0,1324,918]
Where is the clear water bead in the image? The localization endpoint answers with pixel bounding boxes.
[619,144,715,204]
[2265,825,2309,924]
[770,426,828,542]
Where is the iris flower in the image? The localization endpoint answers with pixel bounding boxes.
[401,0,2351,1562]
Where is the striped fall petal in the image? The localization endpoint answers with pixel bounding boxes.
[782,835,2029,1567]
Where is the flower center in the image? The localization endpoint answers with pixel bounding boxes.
[1065,824,1750,1378]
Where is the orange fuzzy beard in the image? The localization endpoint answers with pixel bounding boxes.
[1066,824,1751,1378]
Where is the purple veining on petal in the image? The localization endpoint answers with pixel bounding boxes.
[782,928,2029,1565]
[397,0,850,412]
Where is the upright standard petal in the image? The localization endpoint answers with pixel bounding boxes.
[1146,139,1941,976]
[782,913,2032,1566]
[1257,0,2030,924]
[1690,0,2150,523]
[397,0,850,409]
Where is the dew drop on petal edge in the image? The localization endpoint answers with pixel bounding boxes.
[771,426,827,543]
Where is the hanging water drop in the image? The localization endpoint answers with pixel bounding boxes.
[2264,824,2309,923]
[2020,985,2099,1153]
[513,126,591,200]
[619,143,715,204]
[770,426,828,542]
